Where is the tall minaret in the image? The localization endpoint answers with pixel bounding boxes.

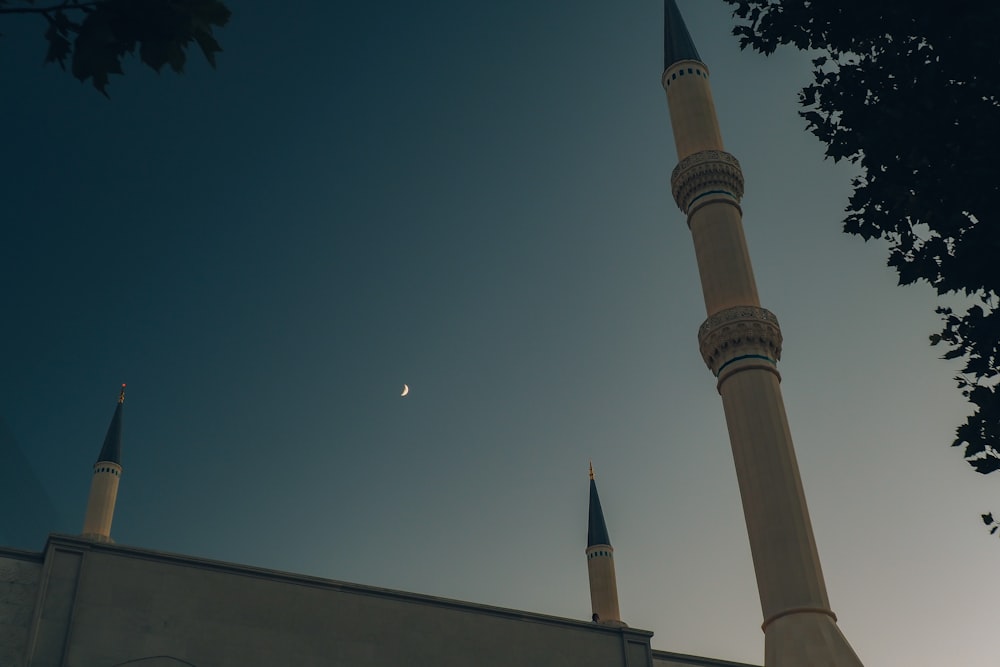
[586,462,625,627]
[660,3,863,665]
[81,384,125,543]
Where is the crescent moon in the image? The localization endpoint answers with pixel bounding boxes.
[401,384,409,397]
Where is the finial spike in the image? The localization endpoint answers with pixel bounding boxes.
[589,460,595,480]
[118,383,126,404]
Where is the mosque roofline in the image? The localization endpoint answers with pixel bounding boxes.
[37,534,654,637]
[0,544,44,563]
[651,648,761,667]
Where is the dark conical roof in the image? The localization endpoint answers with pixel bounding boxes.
[588,477,612,547]
[664,0,702,69]
[96,385,125,464]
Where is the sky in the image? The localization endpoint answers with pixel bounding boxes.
[0,1,997,665]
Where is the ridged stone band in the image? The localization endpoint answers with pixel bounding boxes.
[670,150,745,216]
[698,306,783,384]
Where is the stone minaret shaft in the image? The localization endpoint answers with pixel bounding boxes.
[661,3,862,664]
[81,384,125,543]
[586,463,625,627]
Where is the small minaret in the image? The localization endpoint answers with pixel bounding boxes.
[661,2,863,665]
[586,462,625,627]
[81,384,125,543]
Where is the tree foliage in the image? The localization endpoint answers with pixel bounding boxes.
[721,0,1000,535]
[0,0,231,95]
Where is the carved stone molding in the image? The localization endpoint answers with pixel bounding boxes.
[698,306,782,380]
[670,150,744,214]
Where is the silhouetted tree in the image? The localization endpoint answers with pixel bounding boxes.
[721,0,1000,535]
[0,0,230,95]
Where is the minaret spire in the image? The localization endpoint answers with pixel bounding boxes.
[661,3,864,665]
[585,464,624,627]
[97,383,125,464]
[664,0,701,69]
[81,384,126,543]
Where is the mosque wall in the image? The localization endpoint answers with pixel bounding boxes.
[5,536,759,667]
[0,548,42,667]
[23,535,654,667]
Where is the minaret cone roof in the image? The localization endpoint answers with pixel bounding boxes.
[587,468,612,547]
[97,384,125,464]
[664,0,702,69]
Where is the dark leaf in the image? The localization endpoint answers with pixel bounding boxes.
[71,7,127,95]
[968,456,1000,474]
[43,21,71,68]
[139,40,173,72]
[26,0,230,93]
[193,30,221,68]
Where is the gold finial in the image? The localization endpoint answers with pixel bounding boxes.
[118,383,126,404]
[589,460,595,480]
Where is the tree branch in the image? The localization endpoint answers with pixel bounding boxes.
[0,2,98,15]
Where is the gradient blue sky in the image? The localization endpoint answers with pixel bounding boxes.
[1,1,996,665]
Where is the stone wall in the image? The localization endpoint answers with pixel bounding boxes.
[26,536,654,667]
[0,549,43,667]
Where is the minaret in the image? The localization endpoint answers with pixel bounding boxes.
[660,3,863,665]
[586,462,625,627]
[81,384,125,543]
